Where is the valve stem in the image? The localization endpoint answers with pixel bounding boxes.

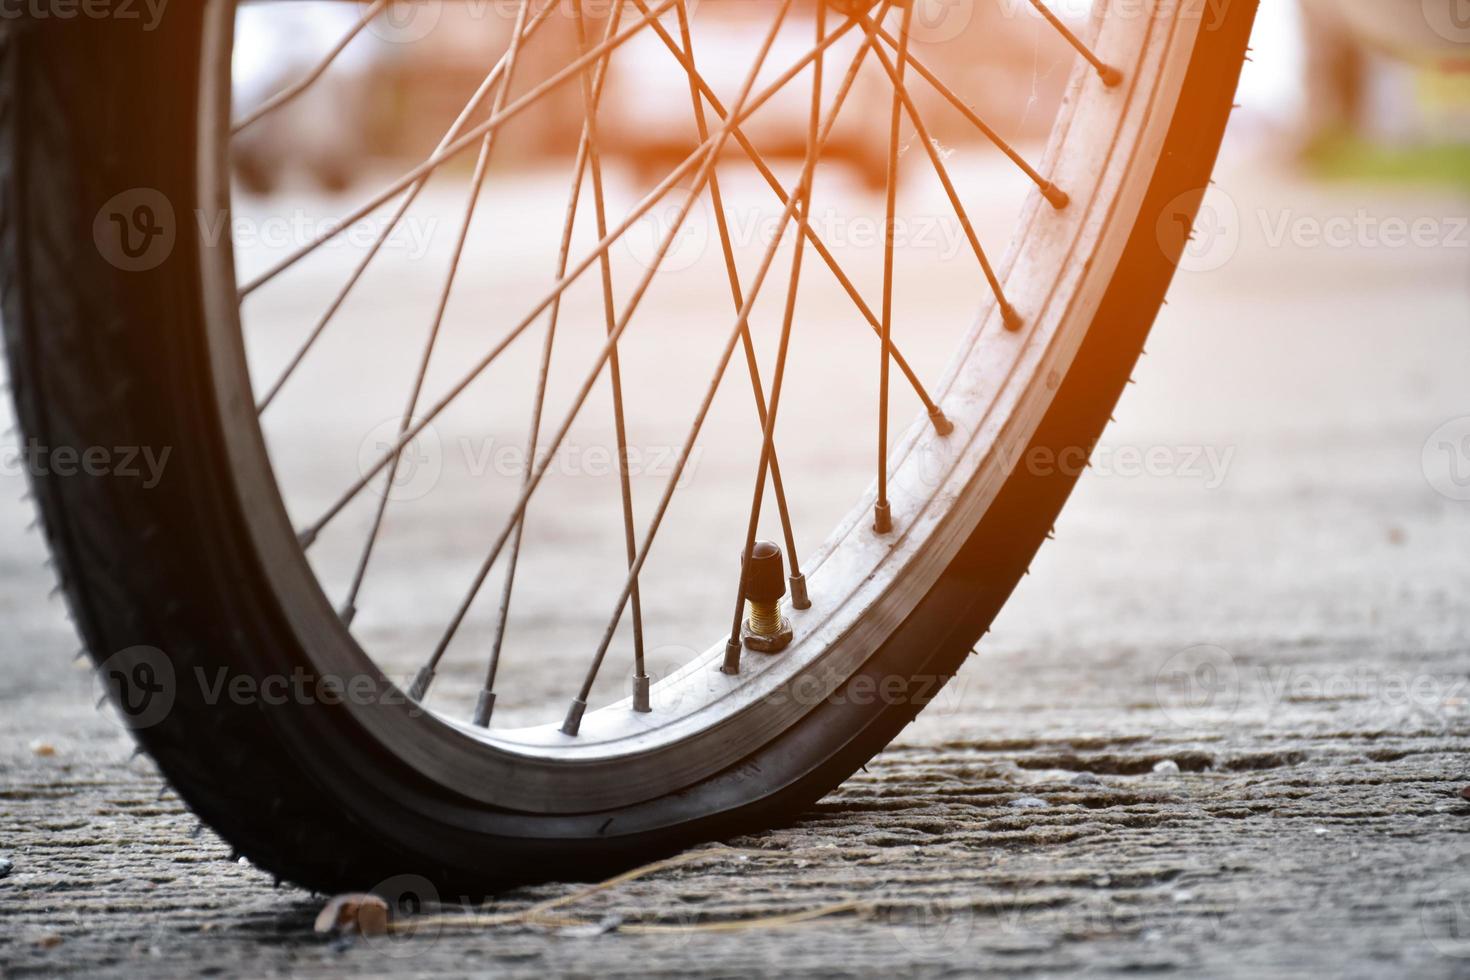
[741,541,794,655]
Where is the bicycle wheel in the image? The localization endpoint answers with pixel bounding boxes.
[0,0,1256,891]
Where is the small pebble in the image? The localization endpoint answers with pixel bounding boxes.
[29,740,56,758]
[1459,785,1470,802]
[0,855,13,879]
[1153,759,1180,775]
[1071,772,1101,786]
[1009,796,1049,809]
[315,893,391,937]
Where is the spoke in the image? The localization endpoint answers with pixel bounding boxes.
[576,2,651,711]
[671,0,807,608]
[469,0,630,726]
[301,11,865,549]
[625,0,950,435]
[406,0,799,710]
[722,1,825,675]
[560,6,884,734]
[873,0,912,536]
[338,0,535,630]
[238,0,683,300]
[869,23,1068,210]
[256,0,561,413]
[232,0,388,134]
[855,9,1021,332]
[1022,0,1123,86]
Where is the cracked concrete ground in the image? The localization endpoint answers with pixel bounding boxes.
[2,157,1469,977]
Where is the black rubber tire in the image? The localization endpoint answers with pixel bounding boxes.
[0,2,1255,894]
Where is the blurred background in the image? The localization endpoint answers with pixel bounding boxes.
[229,0,1470,192]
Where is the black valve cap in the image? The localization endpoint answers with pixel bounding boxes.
[741,541,787,604]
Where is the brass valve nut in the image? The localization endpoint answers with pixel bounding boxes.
[741,540,793,654]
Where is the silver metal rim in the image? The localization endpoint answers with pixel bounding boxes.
[196,0,1206,814]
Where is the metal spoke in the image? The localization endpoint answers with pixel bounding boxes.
[722,1,825,676]
[575,1,651,712]
[561,6,884,733]
[407,0,798,709]
[873,0,912,536]
[624,0,948,435]
[869,22,1068,210]
[855,9,1021,332]
[238,0,683,300]
[301,11,865,549]
[228,0,1134,742]
[1022,0,1123,86]
[337,0,534,631]
[232,0,388,135]
[469,0,632,726]
[670,0,808,609]
[255,0,561,413]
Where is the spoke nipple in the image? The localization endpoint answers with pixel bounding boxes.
[1099,65,1124,88]
[296,527,319,551]
[1041,182,1070,210]
[873,500,893,535]
[928,407,955,437]
[632,673,652,713]
[407,666,435,703]
[722,637,743,676]
[561,698,588,736]
[740,541,793,654]
[1002,305,1024,333]
[789,572,811,611]
[472,690,496,728]
[339,603,357,628]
